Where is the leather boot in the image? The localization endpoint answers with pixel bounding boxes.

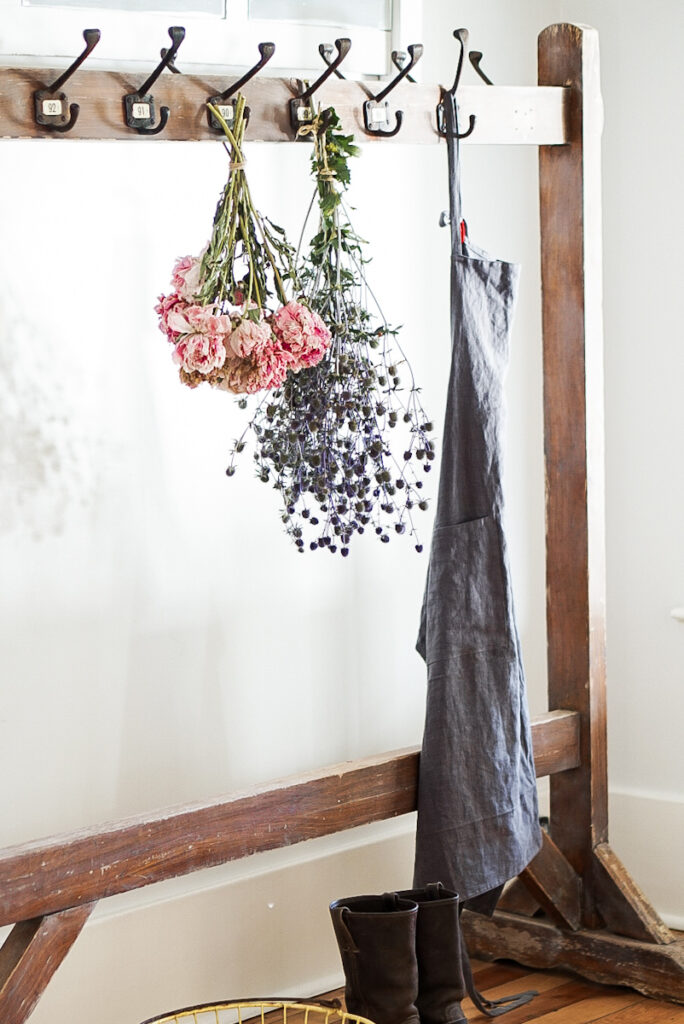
[396,883,536,1021]
[329,893,421,1024]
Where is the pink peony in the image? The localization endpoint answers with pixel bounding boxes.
[171,255,203,301]
[155,292,187,340]
[173,333,226,375]
[218,347,290,394]
[229,318,274,359]
[163,303,228,337]
[272,301,331,370]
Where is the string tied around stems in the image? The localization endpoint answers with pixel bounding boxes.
[297,107,337,179]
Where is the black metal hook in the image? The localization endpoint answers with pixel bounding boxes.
[436,29,476,140]
[123,26,185,136]
[290,37,351,130]
[391,50,417,84]
[362,42,423,138]
[319,43,346,79]
[207,42,275,132]
[469,50,494,86]
[159,46,182,73]
[33,28,101,133]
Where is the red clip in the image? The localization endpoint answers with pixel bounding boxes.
[460,219,467,244]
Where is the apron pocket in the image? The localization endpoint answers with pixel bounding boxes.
[418,654,519,826]
[424,515,513,663]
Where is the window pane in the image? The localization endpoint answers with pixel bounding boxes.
[24,0,225,13]
[248,0,391,31]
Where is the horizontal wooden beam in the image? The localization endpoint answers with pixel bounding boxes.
[0,68,568,144]
[0,710,579,927]
[462,909,684,1005]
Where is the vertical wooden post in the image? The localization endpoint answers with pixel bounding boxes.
[538,23,607,926]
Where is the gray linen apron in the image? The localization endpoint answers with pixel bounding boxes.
[413,90,542,912]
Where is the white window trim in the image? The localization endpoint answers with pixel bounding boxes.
[0,0,423,80]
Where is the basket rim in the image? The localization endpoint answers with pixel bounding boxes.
[139,997,374,1024]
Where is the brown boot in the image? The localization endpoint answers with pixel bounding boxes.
[329,893,421,1024]
[396,883,536,1021]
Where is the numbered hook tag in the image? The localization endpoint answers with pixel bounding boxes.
[364,99,392,131]
[124,92,158,131]
[289,94,315,129]
[34,90,69,127]
[207,96,237,131]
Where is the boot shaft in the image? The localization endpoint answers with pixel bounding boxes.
[330,894,420,1024]
[396,885,466,1024]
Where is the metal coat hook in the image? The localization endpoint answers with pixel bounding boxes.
[159,46,182,74]
[391,50,417,84]
[290,37,351,130]
[362,42,423,138]
[436,28,476,140]
[469,50,494,85]
[319,43,346,79]
[207,42,275,132]
[123,26,185,136]
[33,28,101,133]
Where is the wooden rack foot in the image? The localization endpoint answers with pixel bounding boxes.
[462,909,684,1005]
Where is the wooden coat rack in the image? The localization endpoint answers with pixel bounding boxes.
[0,23,682,1023]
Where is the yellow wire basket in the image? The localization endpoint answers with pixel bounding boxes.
[139,999,375,1024]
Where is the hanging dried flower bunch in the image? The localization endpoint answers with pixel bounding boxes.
[227,108,434,555]
[156,95,331,394]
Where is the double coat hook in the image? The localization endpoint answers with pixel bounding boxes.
[33,28,101,133]
[123,26,185,136]
[290,37,351,131]
[437,29,476,140]
[207,42,275,132]
[362,43,423,138]
[158,41,275,132]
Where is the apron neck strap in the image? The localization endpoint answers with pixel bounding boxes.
[444,89,465,255]
[443,28,469,255]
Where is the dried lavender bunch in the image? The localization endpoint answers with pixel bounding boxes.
[228,108,434,554]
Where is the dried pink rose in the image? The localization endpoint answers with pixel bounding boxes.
[272,301,331,370]
[229,318,273,359]
[173,333,226,375]
[171,255,203,301]
[155,292,186,340]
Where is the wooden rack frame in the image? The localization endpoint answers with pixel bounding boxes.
[0,23,682,1023]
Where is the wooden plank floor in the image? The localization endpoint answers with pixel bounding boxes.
[310,957,684,1022]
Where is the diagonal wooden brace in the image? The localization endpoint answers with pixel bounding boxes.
[0,903,94,1024]
[519,831,582,930]
[592,843,673,945]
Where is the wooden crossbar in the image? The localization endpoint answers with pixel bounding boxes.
[0,710,577,928]
[0,69,567,145]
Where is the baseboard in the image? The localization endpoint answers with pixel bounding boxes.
[608,787,684,930]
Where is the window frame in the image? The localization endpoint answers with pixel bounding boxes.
[0,0,423,80]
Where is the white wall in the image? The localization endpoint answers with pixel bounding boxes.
[0,3,682,1022]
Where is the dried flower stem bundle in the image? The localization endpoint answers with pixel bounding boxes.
[228,108,434,555]
[156,95,331,395]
